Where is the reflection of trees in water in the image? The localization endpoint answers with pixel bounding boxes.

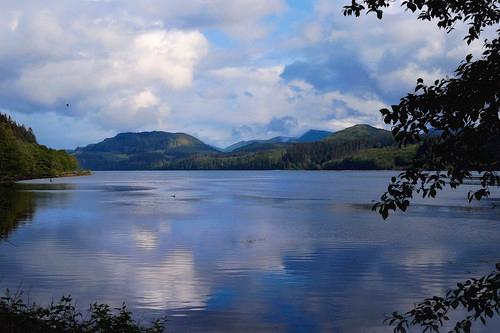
[0,184,73,240]
[0,185,36,240]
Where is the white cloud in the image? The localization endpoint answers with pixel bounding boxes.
[142,0,286,39]
[0,1,292,147]
[161,66,388,146]
[210,66,284,82]
[0,0,489,148]
[378,63,445,93]
[292,0,483,96]
[10,28,208,106]
[0,6,209,135]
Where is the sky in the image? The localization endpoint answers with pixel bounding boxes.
[0,0,490,149]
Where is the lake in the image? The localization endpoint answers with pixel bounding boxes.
[0,171,499,332]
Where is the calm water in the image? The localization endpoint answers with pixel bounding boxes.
[0,171,499,332]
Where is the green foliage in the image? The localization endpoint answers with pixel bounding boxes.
[165,149,286,170]
[296,130,332,143]
[374,35,500,218]
[343,0,499,44]
[0,113,81,182]
[343,1,500,219]
[0,114,36,144]
[74,131,218,170]
[386,264,500,333]
[74,124,415,171]
[232,142,289,153]
[281,124,395,169]
[344,1,500,333]
[323,145,418,170]
[0,291,165,333]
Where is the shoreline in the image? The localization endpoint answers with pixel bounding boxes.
[0,170,92,185]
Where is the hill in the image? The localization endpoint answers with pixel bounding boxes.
[223,136,296,152]
[0,113,82,182]
[223,129,332,152]
[296,130,332,143]
[324,124,392,145]
[74,131,218,170]
[72,124,419,171]
[280,124,396,169]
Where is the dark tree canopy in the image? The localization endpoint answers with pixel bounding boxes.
[344,0,500,219]
[0,113,81,182]
[374,31,500,219]
[386,264,500,333]
[344,1,500,332]
[343,0,499,43]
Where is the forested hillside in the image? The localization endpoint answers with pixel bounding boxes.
[74,131,219,170]
[0,113,81,182]
[74,124,418,170]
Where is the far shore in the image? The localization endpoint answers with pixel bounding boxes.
[1,170,92,184]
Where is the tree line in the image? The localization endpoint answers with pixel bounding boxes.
[0,113,82,182]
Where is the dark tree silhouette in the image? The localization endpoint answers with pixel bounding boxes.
[0,291,165,333]
[344,1,500,332]
[344,0,500,218]
[386,264,500,333]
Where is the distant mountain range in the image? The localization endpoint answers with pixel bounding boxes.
[73,124,420,171]
[222,129,333,152]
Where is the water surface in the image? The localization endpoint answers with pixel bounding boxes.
[0,171,499,332]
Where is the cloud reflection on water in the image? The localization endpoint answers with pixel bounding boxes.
[1,171,499,332]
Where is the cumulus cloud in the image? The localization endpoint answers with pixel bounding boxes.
[0,0,485,148]
[377,63,446,93]
[0,1,293,147]
[0,4,213,143]
[2,13,208,117]
[169,64,388,145]
[282,0,487,101]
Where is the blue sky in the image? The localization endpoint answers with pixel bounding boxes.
[0,0,489,149]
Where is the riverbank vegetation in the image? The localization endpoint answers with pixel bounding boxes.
[0,114,87,183]
[0,290,165,333]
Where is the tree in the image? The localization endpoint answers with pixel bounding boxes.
[385,265,500,333]
[343,1,500,332]
[344,0,500,219]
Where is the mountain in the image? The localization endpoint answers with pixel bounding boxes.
[72,124,417,171]
[222,140,256,152]
[74,131,218,170]
[159,124,409,170]
[324,124,392,145]
[280,124,396,169]
[223,129,332,152]
[0,113,81,182]
[223,135,296,153]
[296,130,332,143]
[232,141,289,153]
